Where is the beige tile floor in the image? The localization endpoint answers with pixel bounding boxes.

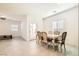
[0,38,63,56]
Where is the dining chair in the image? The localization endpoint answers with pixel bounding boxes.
[36,31,42,44]
[41,32,54,48]
[41,32,48,45]
[54,32,67,52]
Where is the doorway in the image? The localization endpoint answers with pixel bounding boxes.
[30,24,37,40]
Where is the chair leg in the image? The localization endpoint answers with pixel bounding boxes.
[60,44,62,52]
[36,40,38,44]
[36,40,39,44]
[64,44,66,51]
[64,44,67,55]
[53,43,59,51]
[57,44,60,52]
[60,44,66,52]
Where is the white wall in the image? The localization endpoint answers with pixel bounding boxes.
[21,14,43,40]
[21,16,30,41]
[28,14,43,39]
[0,19,21,37]
[43,6,78,47]
[28,13,43,31]
[64,6,78,47]
[21,21,27,40]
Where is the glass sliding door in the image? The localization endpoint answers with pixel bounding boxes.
[52,20,64,35]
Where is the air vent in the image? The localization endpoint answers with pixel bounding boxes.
[0,17,6,20]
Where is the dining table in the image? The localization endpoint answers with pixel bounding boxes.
[47,34,61,39]
[47,34,62,51]
[47,33,62,43]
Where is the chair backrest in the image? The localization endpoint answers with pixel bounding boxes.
[62,32,67,44]
[42,32,47,41]
[36,31,41,40]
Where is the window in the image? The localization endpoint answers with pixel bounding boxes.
[58,20,64,30]
[52,20,64,31]
[52,21,58,30]
[11,24,18,31]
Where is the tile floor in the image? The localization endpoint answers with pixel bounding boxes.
[0,37,78,56]
[0,38,63,56]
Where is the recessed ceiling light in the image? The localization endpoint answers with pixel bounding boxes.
[0,16,6,20]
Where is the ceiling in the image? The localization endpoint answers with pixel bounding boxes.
[0,3,77,21]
